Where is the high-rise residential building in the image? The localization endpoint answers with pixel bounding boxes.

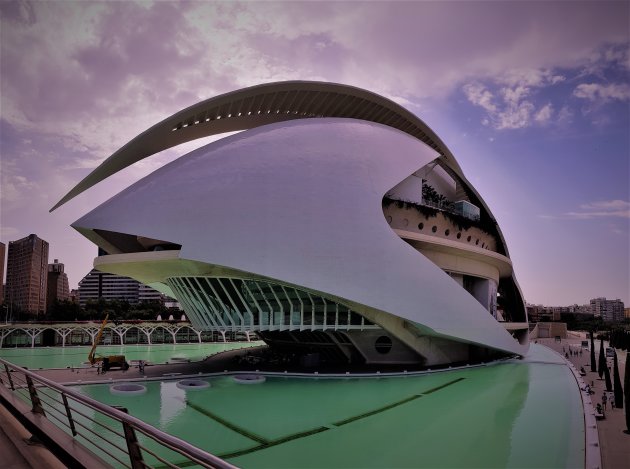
[78,269,165,307]
[0,241,5,304]
[5,234,49,317]
[46,258,70,311]
[69,289,80,303]
[590,297,625,322]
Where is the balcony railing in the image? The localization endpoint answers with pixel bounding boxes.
[0,357,235,469]
[382,196,499,239]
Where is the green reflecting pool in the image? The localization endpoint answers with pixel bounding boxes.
[67,344,584,468]
[0,342,263,369]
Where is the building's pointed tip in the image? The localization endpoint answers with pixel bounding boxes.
[50,193,71,212]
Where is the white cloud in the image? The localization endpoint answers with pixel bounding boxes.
[495,100,535,129]
[580,200,630,211]
[464,79,556,129]
[560,200,630,219]
[534,103,554,123]
[0,225,21,240]
[462,83,497,113]
[498,68,565,88]
[1,172,39,203]
[573,83,630,102]
[557,105,574,125]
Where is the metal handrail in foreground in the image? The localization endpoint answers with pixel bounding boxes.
[0,357,237,469]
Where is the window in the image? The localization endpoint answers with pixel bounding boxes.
[457,232,461,239]
[375,336,393,354]
[418,223,424,230]
[445,229,450,236]
[432,226,437,233]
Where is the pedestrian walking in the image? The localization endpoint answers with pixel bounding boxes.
[602,392,608,410]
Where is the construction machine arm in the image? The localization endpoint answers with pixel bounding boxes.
[88,314,109,365]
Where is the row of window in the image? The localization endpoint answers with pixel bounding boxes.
[386,216,492,250]
[173,108,316,132]
[417,222,488,248]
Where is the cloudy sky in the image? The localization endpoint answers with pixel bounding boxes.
[1,1,628,306]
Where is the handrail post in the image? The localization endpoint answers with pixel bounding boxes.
[4,364,15,390]
[61,393,77,436]
[25,375,46,415]
[114,406,145,469]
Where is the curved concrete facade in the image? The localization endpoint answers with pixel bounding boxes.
[65,82,528,367]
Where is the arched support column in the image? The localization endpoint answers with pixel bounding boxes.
[56,328,73,347]
[0,328,16,348]
[1,321,207,347]
[220,330,226,343]
[140,326,154,345]
[82,327,100,345]
[171,327,182,344]
[111,326,127,345]
[26,328,44,348]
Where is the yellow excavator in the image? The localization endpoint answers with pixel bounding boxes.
[88,314,129,371]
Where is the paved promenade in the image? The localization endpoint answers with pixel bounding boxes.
[536,334,629,469]
[0,402,65,469]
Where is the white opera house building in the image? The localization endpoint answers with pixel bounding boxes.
[53,81,529,368]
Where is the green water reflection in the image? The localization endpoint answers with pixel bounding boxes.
[73,345,584,468]
[0,342,262,369]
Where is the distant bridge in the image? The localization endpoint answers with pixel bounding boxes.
[0,321,254,348]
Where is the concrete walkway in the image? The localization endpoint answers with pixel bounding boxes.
[0,402,66,469]
[536,334,629,469]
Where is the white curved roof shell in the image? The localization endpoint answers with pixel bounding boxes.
[73,119,526,356]
[51,81,462,211]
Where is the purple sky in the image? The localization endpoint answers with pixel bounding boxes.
[1,1,628,306]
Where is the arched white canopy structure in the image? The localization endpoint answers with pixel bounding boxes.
[51,81,463,212]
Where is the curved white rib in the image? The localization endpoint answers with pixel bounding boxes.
[51,81,461,212]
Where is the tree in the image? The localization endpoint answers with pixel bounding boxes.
[625,353,630,434]
[613,351,623,409]
[598,339,606,379]
[604,362,613,392]
[590,331,596,372]
[46,299,86,321]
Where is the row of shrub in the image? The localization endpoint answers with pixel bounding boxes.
[609,327,630,351]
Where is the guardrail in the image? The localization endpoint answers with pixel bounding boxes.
[0,357,236,469]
